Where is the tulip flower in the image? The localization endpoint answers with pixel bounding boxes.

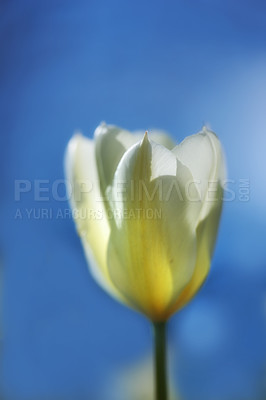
[65,123,225,400]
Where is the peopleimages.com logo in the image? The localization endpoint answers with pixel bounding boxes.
[14,178,250,202]
[13,178,250,220]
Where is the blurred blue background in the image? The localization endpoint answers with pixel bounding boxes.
[1,0,266,399]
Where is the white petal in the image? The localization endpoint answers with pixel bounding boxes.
[65,133,123,301]
[94,123,140,195]
[106,134,199,320]
[166,129,226,313]
[172,127,225,223]
[167,193,223,314]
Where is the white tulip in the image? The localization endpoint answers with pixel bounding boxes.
[65,123,225,322]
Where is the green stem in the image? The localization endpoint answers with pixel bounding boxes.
[153,321,168,400]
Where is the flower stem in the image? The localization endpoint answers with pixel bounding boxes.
[153,321,168,400]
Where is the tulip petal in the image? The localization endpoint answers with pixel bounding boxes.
[106,135,199,321]
[94,123,140,195]
[172,127,225,223]
[65,133,124,301]
[165,190,223,315]
[166,130,226,315]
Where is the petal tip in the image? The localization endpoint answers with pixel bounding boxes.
[94,121,108,138]
[141,130,149,145]
[202,124,210,132]
[201,125,220,141]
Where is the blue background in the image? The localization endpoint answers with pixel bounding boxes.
[1,1,266,399]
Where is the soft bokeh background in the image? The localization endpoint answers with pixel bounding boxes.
[1,1,266,399]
